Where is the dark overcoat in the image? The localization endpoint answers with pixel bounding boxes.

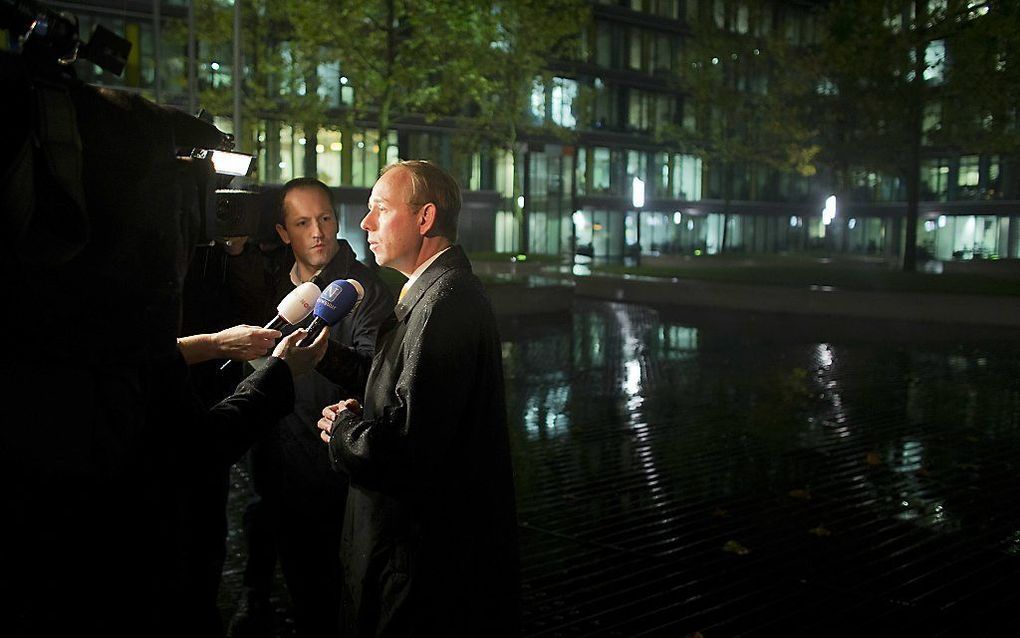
[327,246,520,637]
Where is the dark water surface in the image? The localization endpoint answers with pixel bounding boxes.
[222,300,1020,636]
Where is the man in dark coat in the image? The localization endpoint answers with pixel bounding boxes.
[237,178,393,637]
[316,161,520,637]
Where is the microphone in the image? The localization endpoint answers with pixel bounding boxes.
[298,279,364,347]
[266,281,321,330]
[218,281,320,371]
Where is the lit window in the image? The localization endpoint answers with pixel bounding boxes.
[530,77,546,122]
[817,78,838,96]
[966,0,989,18]
[592,147,611,192]
[736,3,749,33]
[924,40,946,84]
[550,77,578,128]
[958,155,979,187]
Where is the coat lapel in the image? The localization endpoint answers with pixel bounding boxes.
[393,246,470,322]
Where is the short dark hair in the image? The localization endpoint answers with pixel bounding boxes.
[278,177,334,225]
[380,160,461,242]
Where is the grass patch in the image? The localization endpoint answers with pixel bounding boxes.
[594,261,1020,297]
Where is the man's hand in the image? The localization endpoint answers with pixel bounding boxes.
[177,324,281,365]
[212,325,282,361]
[273,327,329,377]
[317,399,363,443]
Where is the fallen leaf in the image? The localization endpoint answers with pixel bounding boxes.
[788,488,812,500]
[808,525,832,537]
[865,452,882,466]
[723,540,751,555]
[712,507,729,518]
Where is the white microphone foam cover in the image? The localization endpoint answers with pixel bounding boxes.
[278,281,321,324]
[346,279,365,300]
[346,279,365,311]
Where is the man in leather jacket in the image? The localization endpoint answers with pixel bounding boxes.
[236,178,393,637]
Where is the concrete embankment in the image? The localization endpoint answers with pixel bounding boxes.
[573,274,1020,328]
[474,259,1020,327]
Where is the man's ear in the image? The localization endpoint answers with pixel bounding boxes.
[418,203,437,237]
[275,223,291,245]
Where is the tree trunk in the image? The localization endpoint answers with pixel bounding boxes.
[520,145,530,255]
[303,128,318,179]
[377,0,396,174]
[720,162,732,254]
[303,71,320,178]
[902,0,928,272]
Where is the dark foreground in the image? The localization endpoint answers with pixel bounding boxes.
[220,300,1020,636]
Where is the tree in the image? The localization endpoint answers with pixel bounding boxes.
[661,0,819,254]
[935,1,1020,200]
[458,0,590,253]
[323,0,500,175]
[812,0,1020,271]
[180,0,337,181]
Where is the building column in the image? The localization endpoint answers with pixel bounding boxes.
[1008,216,1019,259]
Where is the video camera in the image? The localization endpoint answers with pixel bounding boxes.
[0,0,267,355]
[189,142,265,242]
[1,0,130,74]
[2,0,267,248]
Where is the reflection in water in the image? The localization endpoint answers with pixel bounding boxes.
[616,306,670,510]
[498,301,1020,634]
[523,384,570,441]
[660,325,698,359]
[502,301,1019,546]
[813,342,851,441]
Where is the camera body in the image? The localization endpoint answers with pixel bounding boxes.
[215,188,263,238]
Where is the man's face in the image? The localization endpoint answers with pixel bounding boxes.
[361,168,423,275]
[276,186,339,274]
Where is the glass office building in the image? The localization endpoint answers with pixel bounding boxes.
[20,0,1018,262]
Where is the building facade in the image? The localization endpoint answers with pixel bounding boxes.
[14,0,1019,263]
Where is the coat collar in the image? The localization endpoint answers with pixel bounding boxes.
[393,245,470,322]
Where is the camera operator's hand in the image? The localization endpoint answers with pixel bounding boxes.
[272,328,329,377]
[178,325,281,365]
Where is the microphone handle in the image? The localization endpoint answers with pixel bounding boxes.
[218,314,286,371]
[298,317,326,347]
[264,315,286,331]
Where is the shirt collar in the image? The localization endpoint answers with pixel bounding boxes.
[289,262,323,287]
[399,246,452,298]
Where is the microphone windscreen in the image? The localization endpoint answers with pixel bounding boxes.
[277,281,321,324]
[313,279,361,327]
[346,279,365,311]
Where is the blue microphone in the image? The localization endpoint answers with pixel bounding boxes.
[298,279,364,346]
